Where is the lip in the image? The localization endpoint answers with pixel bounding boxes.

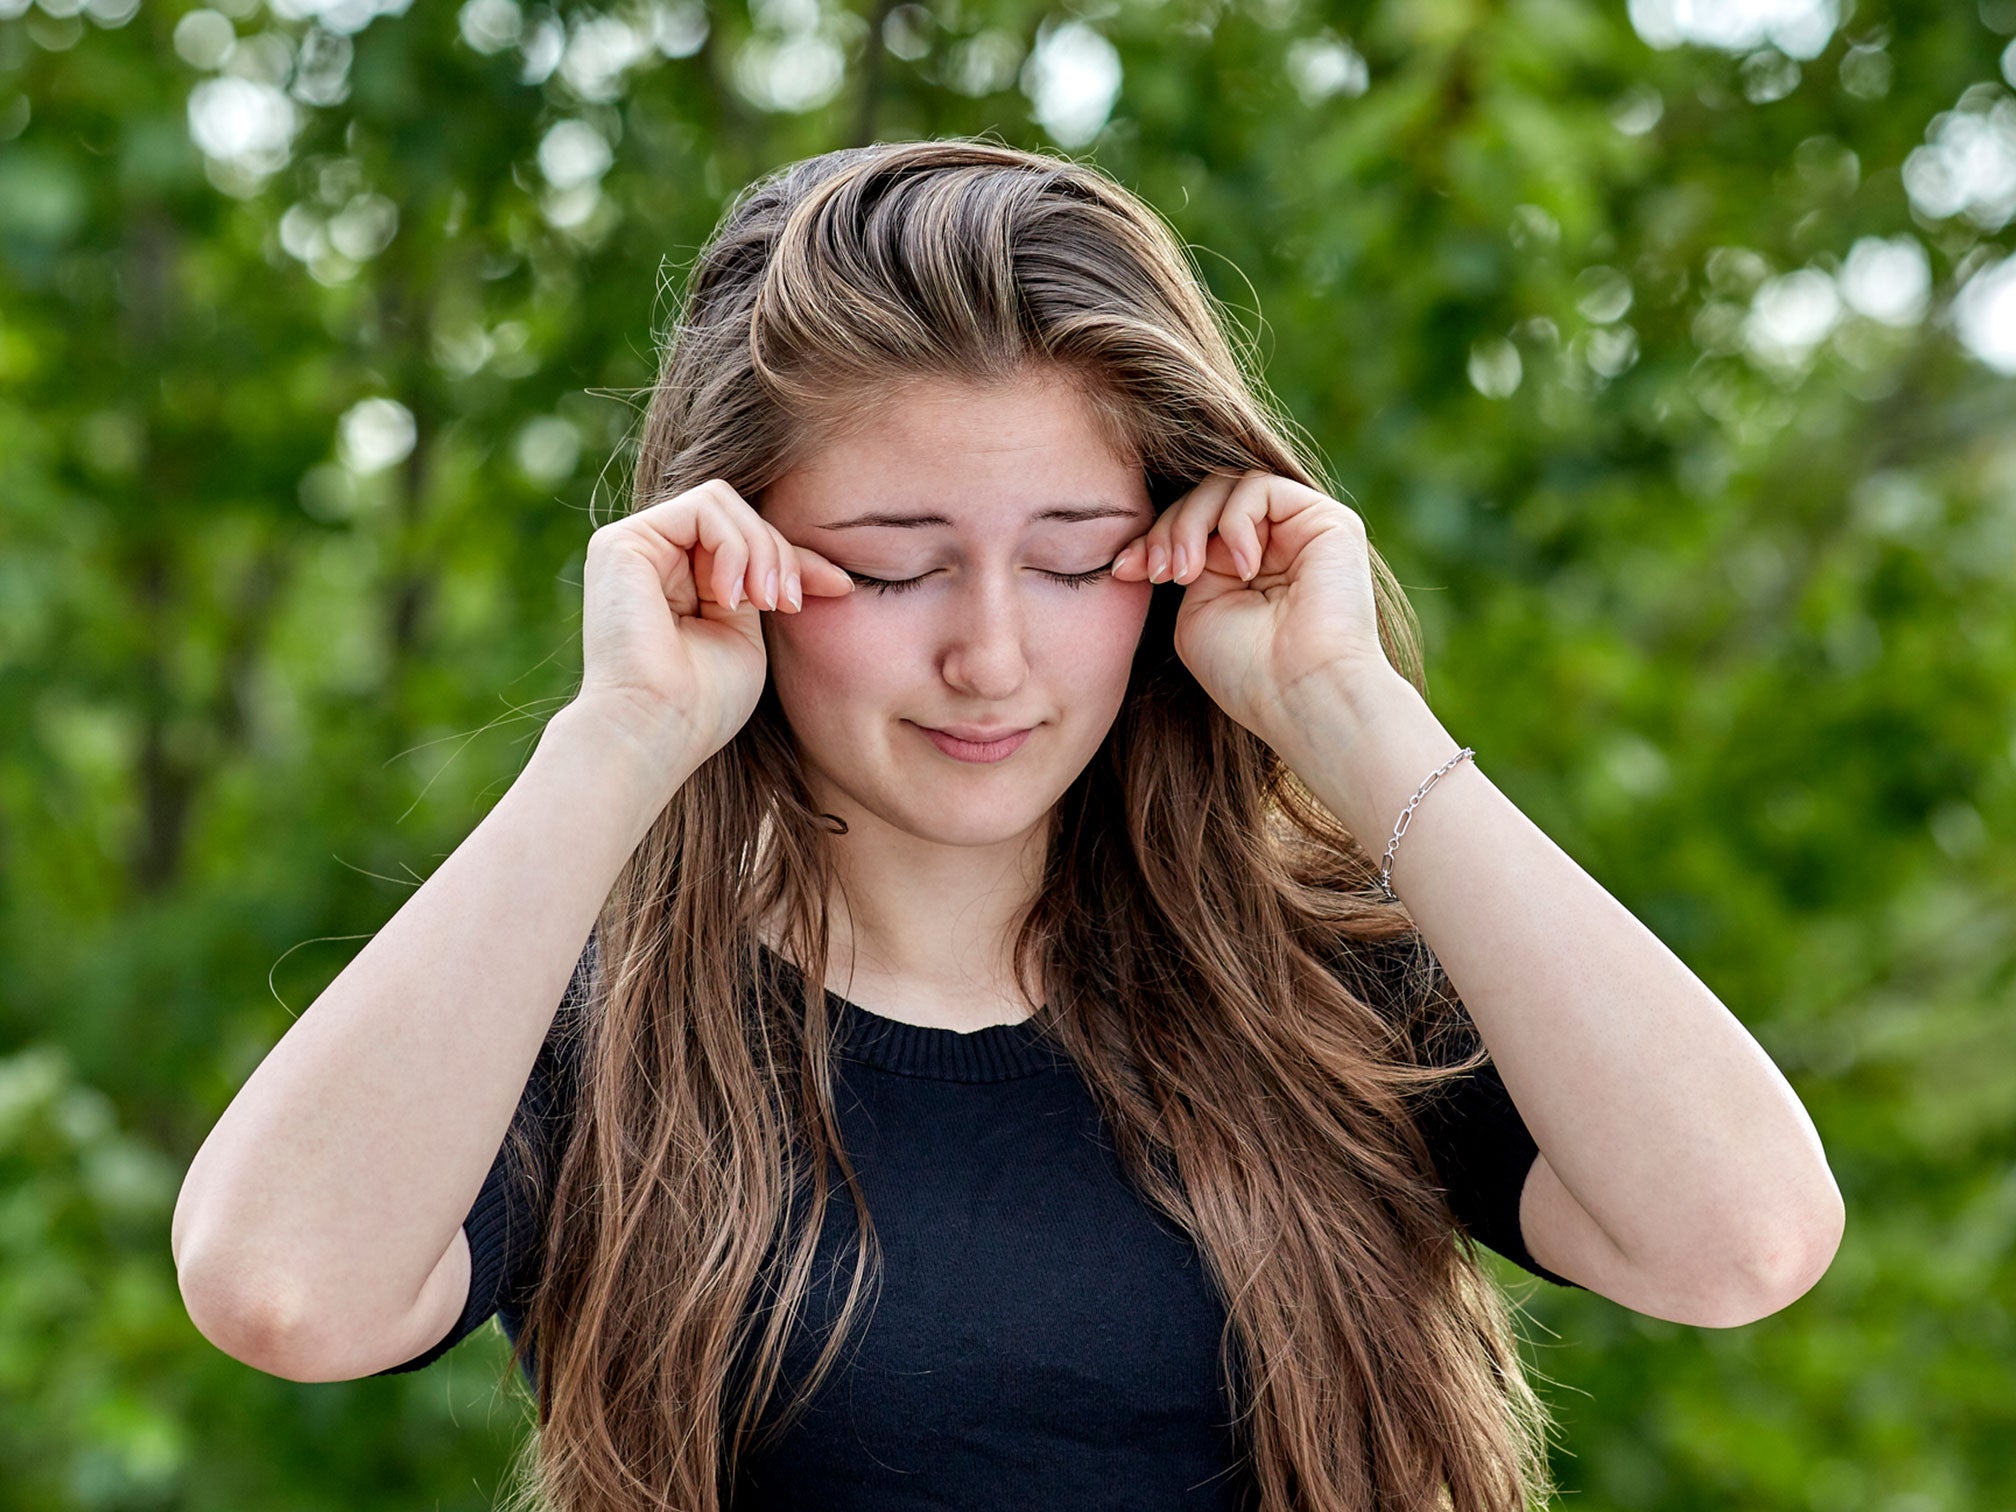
[922,723,1034,742]
[907,721,1035,763]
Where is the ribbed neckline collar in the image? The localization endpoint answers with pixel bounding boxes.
[757,943,1070,1084]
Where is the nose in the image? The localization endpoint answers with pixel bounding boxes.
[937,570,1033,699]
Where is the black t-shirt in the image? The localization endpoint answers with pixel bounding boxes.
[373,940,1579,1508]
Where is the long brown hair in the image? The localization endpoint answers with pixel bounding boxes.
[492,136,1564,1512]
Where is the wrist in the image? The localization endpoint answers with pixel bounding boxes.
[1269,668,1465,857]
[1270,662,1421,767]
[540,697,711,836]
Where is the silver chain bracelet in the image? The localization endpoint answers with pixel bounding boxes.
[1375,747,1475,903]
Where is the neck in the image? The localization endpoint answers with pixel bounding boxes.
[754,819,1053,1032]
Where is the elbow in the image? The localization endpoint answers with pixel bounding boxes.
[1701,1189,1848,1328]
[176,1250,329,1381]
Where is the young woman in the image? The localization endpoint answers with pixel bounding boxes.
[172,138,1844,1512]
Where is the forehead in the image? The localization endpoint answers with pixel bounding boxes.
[762,371,1149,531]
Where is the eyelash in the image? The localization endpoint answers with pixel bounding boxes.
[842,565,1114,596]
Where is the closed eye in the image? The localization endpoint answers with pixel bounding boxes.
[842,565,1115,595]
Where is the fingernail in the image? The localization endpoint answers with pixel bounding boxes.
[1173,544,1188,581]
[1150,544,1168,581]
[787,574,802,611]
[1234,548,1252,579]
[728,579,741,610]
[765,567,779,608]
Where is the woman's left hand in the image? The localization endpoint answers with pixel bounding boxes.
[1111,469,1395,745]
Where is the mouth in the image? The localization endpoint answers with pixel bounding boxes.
[905,721,1037,763]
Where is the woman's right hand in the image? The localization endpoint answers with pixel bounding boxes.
[570,478,853,767]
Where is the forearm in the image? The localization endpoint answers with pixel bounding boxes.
[172,699,699,1353]
[1267,667,1844,1297]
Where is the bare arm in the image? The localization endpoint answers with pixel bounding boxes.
[171,698,705,1380]
[1269,668,1844,1327]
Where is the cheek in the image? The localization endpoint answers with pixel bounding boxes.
[763,604,910,723]
[1041,584,1152,689]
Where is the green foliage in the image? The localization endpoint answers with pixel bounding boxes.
[0,1043,187,1509]
[4,0,2014,1505]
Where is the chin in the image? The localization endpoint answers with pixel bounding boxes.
[849,769,1054,845]
[896,799,1051,848]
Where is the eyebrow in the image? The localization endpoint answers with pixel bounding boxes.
[817,502,1147,530]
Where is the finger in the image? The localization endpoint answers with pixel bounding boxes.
[1123,473,1223,583]
[778,539,857,602]
[697,479,782,611]
[707,501,750,611]
[1113,492,1169,581]
[665,493,745,613]
[762,528,836,612]
[1110,536,1151,580]
[1165,471,1243,584]
[1216,472,1272,581]
[617,483,753,597]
